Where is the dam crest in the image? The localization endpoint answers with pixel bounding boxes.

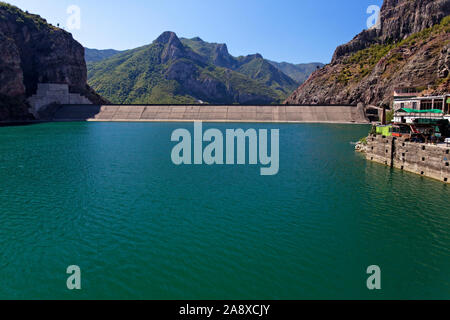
[47,104,369,124]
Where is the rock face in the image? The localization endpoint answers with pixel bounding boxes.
[0,3,106,121]
[179,39,300,97]
[286,0,450,106]
[333,0,450,62]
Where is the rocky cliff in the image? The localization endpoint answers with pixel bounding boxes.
[0,2,106,121]
[180,37,300,96]
[286,0,450,106]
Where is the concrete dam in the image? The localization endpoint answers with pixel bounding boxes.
[50,104,369,123]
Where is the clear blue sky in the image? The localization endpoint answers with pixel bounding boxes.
[6,0,383,63]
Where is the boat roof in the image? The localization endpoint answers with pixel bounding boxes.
[394,95,449,101]
[397,108,444,113]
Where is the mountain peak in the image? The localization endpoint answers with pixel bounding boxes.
[214,43,229,56]
[237,53,264,65]
[154,31,181,46]
[154,31,187,63]
[211,43,235,68]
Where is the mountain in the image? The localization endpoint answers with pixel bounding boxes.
[286,0,450,107]
[267,61,324,84]
[87,33,300,104]
[180,37,300,94]
[0,2,106,121]
[85,48,122,63]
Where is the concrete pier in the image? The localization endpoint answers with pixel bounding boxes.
[50,104,368,124]
[364,134,450,183]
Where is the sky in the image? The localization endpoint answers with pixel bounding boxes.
[6,0,383,64]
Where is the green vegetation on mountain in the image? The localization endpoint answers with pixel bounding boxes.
[235,55,299,98]
[85,48,122,63]
[88,32,305,104]
[179,37,232,66]
[181,37,299,99]
[88,42,196,104]
[336,15,450,85]
[0,1,53,30]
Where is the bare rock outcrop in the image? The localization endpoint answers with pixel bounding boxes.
[286,0,450,107]
[333,0,450,63]
[0,3,107,121]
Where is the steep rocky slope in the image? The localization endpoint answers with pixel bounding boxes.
[180,37,299,95]
[286,0,450,106]
[87,33,301,104]
[0,2,106,121]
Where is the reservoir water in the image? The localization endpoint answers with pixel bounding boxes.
[0,122,449,299]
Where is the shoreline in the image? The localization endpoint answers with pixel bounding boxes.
[1,119,369,125]
[357,134,450,184]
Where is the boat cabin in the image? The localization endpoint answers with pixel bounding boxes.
[393,94,450,113]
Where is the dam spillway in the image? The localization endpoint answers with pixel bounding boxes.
[50,105,368,124]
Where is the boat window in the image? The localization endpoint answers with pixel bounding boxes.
[434,100,443,110]
[421,100,433,110]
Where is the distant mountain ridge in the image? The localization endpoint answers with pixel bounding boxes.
[86,42,322,85]
[180,37,301,94]
[267,61,324,84]
[87,32,317,104]
[85,48,122,63]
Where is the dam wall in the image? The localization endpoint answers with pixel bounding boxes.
[51,104,368,123]
[364,134,450,183]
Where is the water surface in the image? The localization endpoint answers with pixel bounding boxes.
[0,122,449,299]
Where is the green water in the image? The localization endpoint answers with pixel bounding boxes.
[0,122,449,300]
